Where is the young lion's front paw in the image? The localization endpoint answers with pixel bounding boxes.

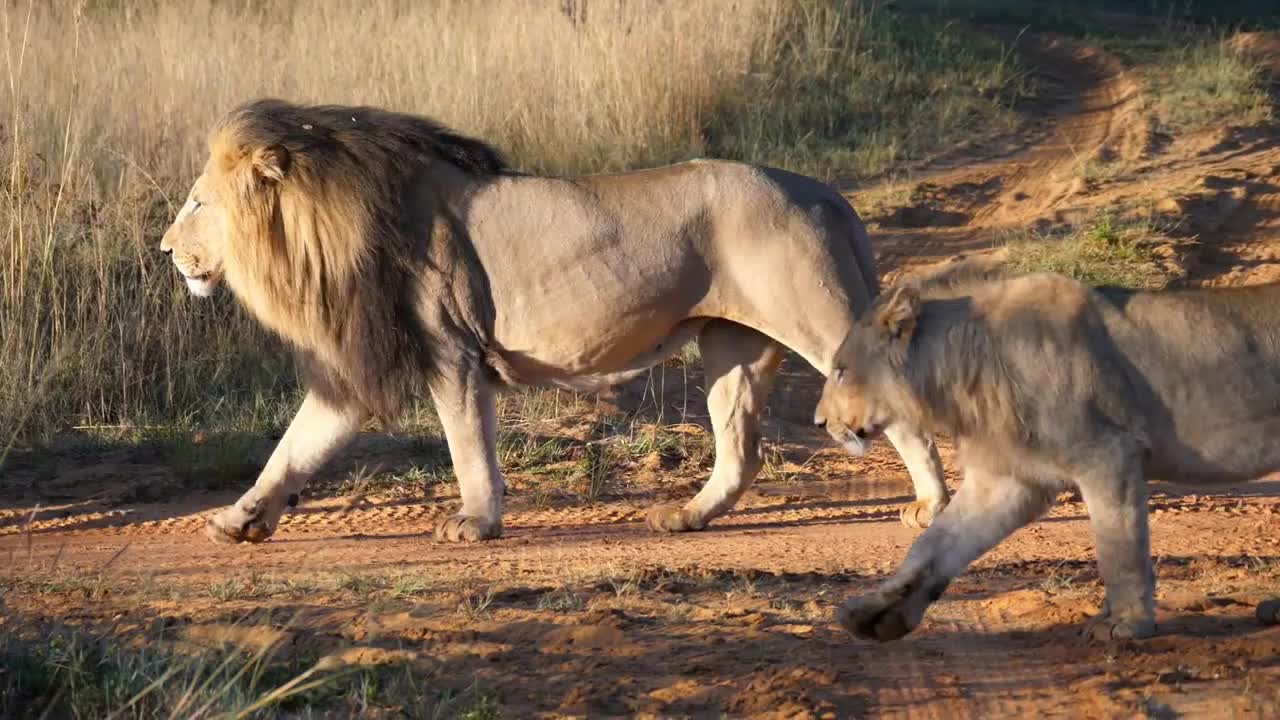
[1257,599,1280,626]
[836,584,916,642]
[205,500,278,545]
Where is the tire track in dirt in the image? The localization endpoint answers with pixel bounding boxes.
[1,490,921,541]
[974,35,1151,226]
[870,33,1154,274]
[868,30,1280,292]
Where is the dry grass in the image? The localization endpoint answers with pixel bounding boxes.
[0,622,498,719]
[1143,37,1274,133]
[0,0,1029,446]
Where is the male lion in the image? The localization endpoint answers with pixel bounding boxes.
[814,263,1280,642]
[160,98,949,545]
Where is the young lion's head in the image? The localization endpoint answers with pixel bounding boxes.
[815,285,923,455]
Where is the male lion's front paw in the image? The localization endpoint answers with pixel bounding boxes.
[645,504,705,533]
[1082,613,1156,643]
[434,514,502,543]
[205,503,277,545]
[899,498,946,529]
[1256,598,1280,626]
[836,584,916,642]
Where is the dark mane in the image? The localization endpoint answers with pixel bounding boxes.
[216,98,510,177]
[210,98,516,425]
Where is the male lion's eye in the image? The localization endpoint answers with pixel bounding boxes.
[191,200,203,215]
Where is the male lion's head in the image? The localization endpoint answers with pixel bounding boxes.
[159,117,294,303]
[815,285,922,455]
[158,99,511,422]
[159,164,231,298]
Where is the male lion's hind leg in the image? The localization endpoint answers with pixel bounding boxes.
[430,369,505,543]
[838,467,1053,641]
[206,392,366,544]
[883,423,949,529]
[647,322,783,533]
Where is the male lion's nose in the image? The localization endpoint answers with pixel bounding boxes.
[813,415,827,429]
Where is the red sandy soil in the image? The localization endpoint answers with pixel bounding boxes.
[4,30,1280,719]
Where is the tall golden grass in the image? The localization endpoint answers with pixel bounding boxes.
[0,0,1026,443]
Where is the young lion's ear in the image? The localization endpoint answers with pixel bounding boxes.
[251,145,289,184]
[874,285,921,342]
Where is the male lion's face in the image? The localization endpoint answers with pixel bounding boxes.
[160,168,227,298]
[815,286,921,456]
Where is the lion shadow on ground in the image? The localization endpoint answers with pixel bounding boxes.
[0,431,454,536]
[7,585,1278,718]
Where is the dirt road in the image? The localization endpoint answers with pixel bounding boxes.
[4,30,1280,719]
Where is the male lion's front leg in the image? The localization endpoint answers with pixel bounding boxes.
[1076,449,1157,642]
[206,391,367,544]
[430,368,505,543]
[838,467,1054,641]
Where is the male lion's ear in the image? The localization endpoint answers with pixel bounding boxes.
[251,145,290,184]
[875,286,921,342]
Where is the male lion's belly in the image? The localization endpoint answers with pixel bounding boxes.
[490,312,708,389]
[480,235,720,385]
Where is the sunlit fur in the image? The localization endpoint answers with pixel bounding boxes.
[818,258,1280,642]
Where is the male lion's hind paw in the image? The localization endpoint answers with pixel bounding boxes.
[434,514,502,543]
[899,499,945,529]
[1082,615,1156,644]
[836,586,915,642]
[204,509,274,545]
[1257,598,1280,626]
[645,504,705,533]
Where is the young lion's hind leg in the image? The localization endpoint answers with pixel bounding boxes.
[646,321,783,533]
[1076,442,1157,642]
[206,391,367,544]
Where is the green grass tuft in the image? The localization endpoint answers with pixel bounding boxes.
[1005,214,1177,289]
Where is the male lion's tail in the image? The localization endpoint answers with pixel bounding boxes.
[843,201,882,300]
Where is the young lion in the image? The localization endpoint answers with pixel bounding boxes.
[814,263,1280,642]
